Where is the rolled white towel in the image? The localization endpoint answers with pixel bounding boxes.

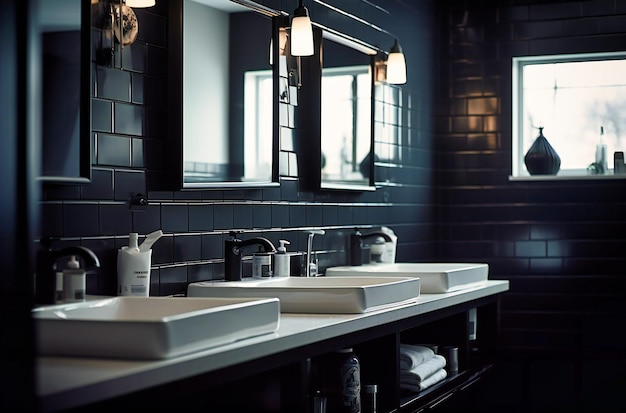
[399,344,435,370]
[401,368,448,393]
[399,354,447,383]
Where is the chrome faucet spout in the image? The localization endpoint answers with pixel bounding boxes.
[305,230,325,277]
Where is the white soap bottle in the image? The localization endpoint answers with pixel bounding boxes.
[117,232,152,296]
[274,240,291,277]
[63,255,85,302]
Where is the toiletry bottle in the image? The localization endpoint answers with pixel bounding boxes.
[309,251,319,277]
[252,246,273,278]
[596,126,608,174]
[321,348,361,413]
[54,262,64,303]
[117,232,152,296]
[363,384,378,413]
[63,255,85,302]
[615,151,625,174]
[274,240,291,277]
[369,236,386,264]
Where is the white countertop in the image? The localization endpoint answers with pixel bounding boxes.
[37,280,509,412]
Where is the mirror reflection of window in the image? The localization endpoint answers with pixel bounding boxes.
[182,0,275,187]
[183,0,229,183]
[321,66,371,182]
[513,52,626,176]
[244,70,273,181]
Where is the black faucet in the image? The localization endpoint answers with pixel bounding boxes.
[35,238,101,305]
[349,229,393,266]
[224,232,276,281]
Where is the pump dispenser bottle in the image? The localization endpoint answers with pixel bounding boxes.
[274,240,291,277]
[118,232,151,296]
[63,255,85,302]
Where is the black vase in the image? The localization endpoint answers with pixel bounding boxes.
[524,127,561,175]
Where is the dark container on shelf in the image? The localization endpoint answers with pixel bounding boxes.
[524,127,561,175]
[315,348,361,413]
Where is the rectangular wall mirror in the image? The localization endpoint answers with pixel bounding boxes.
[169,0,280,189]
[320,31,377,191]
[35,0,91,183]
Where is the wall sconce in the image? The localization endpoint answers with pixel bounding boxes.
[109,0,155,49]
[96,0,154,67]
[290,0,313,56]
[272,21,303,89]
[386,39,406,84]
[125,0,155,6]
[374,39,407,85]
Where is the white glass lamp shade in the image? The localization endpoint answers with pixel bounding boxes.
[386,40,406,84]
[290,2,313,56]
[125,0,155,7]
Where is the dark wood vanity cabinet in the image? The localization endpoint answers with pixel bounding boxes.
[70,294,502,413]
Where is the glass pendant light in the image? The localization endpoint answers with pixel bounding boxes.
[290,0,313,56]
[386,39,406,84]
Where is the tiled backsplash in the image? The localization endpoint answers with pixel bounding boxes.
[28,0,626,411]
[39,1,439,297]
[439,1,626,411]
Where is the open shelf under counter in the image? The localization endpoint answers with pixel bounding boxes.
[399,365,494,413]
[37,280,509,413]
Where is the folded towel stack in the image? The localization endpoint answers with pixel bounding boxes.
[399,344,448,393]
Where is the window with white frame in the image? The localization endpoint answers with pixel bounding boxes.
[512,52,626,177]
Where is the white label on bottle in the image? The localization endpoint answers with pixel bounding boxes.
[253,255,272,278]
[131,284,147,295]
[63,273,85,303]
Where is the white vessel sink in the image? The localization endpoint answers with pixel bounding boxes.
[325,263,488,293]
[187,276,420,314]
[33,296,280,359]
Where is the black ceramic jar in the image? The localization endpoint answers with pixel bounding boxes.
[524,127,561,175]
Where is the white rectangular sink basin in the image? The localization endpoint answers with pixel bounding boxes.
[325,263,488,293]
[187,276,420,314]
[33,296,280,359]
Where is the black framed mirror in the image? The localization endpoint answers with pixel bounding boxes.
[35,0,92,183]
[168,0,281,189]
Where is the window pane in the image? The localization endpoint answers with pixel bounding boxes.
[515,53,626,176]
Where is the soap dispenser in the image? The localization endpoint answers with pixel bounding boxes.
[63,255,85,302]
[274,240,291,277]
[117,232,158,296]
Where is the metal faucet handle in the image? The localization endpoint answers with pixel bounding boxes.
[306,229,325,235]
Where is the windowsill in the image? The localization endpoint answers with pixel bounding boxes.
[509,173,626,181]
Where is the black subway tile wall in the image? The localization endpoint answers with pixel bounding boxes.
[33,0,625,410]
[39,1,439,296]
[438,0,626,411]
